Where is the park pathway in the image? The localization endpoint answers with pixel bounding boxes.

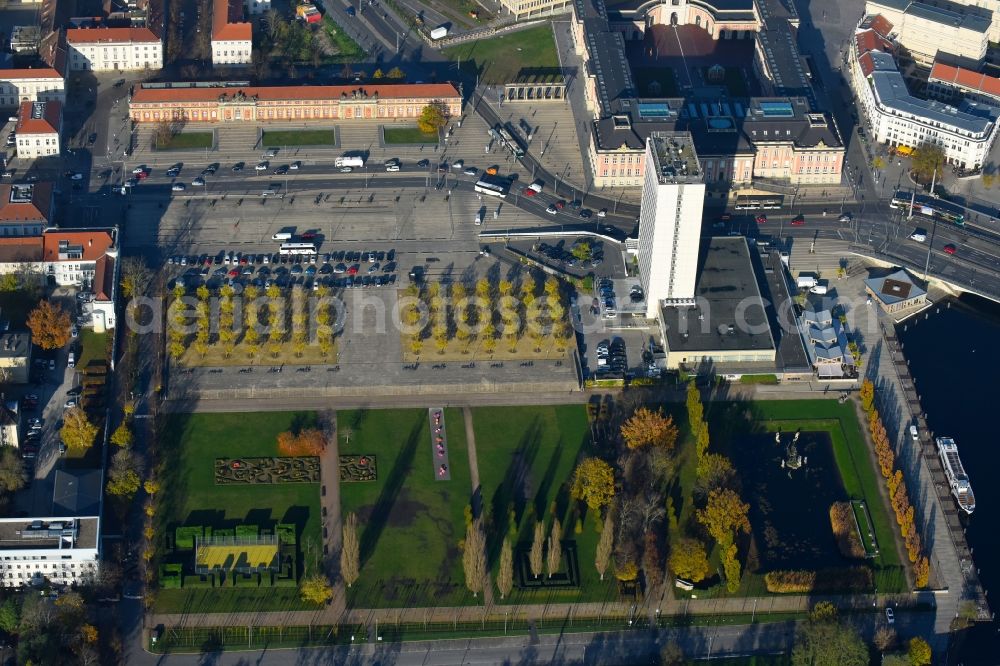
[462,406,494,607]
[319,411,348,617]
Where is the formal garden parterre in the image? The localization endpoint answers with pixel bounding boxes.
[154,411,323,613]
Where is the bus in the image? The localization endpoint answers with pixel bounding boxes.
[734,194,783,210]
[279,242,317,255]
[890,191,965,226]
[474,175,509,199]
[489,124,525,158]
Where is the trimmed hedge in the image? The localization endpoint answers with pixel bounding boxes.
[175,526,203,549]
[765,567,873,593]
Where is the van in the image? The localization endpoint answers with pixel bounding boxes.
[67,352,75,369]
[272,231,292,241]
[475,211,484,226]
[809,284,828,295]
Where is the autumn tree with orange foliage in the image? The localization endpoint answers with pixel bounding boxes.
[27,300,72,350]
[277,428,327,456]
[620,407,679,451]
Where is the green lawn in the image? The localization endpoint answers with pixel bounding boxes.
[473,405,616,603]
[77,329,108,371]
[383,126,438,145]
[262,129,337,147]
[321,17,366,61]
[154,411,322,613]
[442,23,560,85]
[633,67,679,97]
[338,408,474,608]
[156,132,214,150]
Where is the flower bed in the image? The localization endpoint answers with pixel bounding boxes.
[214,457,320,485]
[340,454,377,482]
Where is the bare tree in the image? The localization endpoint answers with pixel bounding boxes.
[595,513,614,581]
[462,519,487,597]
[497,538,513,599]
[529,521,545,579]
[340,513,360,587]
[546,518,562,577]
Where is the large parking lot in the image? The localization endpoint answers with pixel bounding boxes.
[168,247,402,293]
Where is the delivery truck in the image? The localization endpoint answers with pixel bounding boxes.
[430,26,448,39]
[335,156,365,168]
[796,275,817,290]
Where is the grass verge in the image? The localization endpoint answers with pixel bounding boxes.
[156,132,213,150]
[262,129,337,147]
[382,126,438,145]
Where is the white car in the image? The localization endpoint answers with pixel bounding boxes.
[597,208,608,218]
[290,161,301,170]
[885,608,894,625]
[909,231,927,243]
[71,326,78,338]
[255,162,268,171]
[909,424,919,440]
[171,183,186,191]
[339,166,353,173]
[451,160,464,169]
[132,166,146,175]
[64,399,77,410]
[385,165,400,172]
[70,173,84,181]
[463,167,477,176]
[192,177,205,186]
[546,205,558,215]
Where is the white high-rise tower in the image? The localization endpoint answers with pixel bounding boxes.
[637,131,705,319]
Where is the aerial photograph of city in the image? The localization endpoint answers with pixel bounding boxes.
[0,0,996,662]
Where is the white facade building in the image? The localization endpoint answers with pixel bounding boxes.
[865,0,989,66]
[0,517,99,587]
[66,27,162,72]
[15,100,61,159]
[850,17,998,169]
[212,0,253,65]
[0,69,65,108]
[637,132,705,318]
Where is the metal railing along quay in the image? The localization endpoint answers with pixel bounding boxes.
[880,321,991,621]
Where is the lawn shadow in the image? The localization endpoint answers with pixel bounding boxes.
[358,419,423,565]
[289,411,320,434]
[534,441,563,520]
[487,417,542,560]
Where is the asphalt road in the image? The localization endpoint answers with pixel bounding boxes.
[128,619,798,665]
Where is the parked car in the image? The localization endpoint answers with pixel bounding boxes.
[255,162,269,171]
[171,183,186,192]
[791,214,805,226]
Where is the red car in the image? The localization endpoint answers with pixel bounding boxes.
[555,200,566,209]
[791,215,805,226]
[227,268,239,277]
[300,232,317,240]
[943,244,956,255]
[755,214,767,224]
[522,187,536,197]
[346,265,359,275]
[135,170,149,180]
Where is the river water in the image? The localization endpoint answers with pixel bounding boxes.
[896,294,1000,663]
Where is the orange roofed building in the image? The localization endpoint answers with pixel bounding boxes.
[128,82,463,123]
[212,0,253,65]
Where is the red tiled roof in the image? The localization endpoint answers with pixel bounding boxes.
[212,0,252,42]
[93,254,115,301]
[16,100,61,136]
[42,230,115,262]
[859,52,876,78]
[868,14,894,39]
[855,29,893,59]
[0,237,43,263]
[0,183,52,222]
[930,61,1000,99]
[66,27,160,43]
[0,67,63,80]
[131,82,462,104]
